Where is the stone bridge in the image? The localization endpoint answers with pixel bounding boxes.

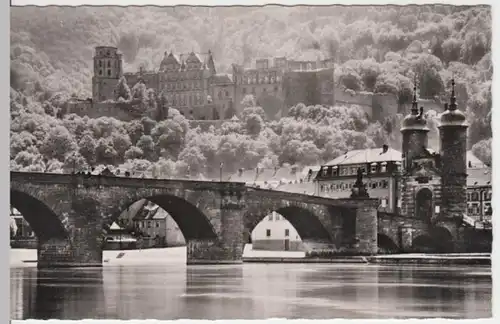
[11,171,389,268]
[12,171,473,268]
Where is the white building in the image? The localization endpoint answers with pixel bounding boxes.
[251,211,303,251]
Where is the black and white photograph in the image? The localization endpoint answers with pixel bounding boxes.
[8,0,493,321]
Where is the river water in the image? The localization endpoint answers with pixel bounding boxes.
[10,261,491,319]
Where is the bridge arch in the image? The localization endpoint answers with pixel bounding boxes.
[377,233,399,253]
[411,226,454,253]
[245,205,332,244]
[10,189,69,243]
[109,193,218,241]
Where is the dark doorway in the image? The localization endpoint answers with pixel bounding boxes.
[415,188,433,221]
[284,239,290,251]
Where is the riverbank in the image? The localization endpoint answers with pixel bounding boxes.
[10,246,490,266]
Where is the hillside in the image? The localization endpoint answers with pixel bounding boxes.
[10,5,492,176]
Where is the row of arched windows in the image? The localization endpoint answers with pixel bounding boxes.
[241,73,281,85]
[166,92,205,107]
[164,80,204,91]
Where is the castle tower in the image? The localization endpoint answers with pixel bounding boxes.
[400,80,429,172]
[438,79,469,221]
[92,46,123,102]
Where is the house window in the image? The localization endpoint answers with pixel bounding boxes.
[467,192,472,201]
[371,182,377,189]
[471,192,479,201]
[266,229,271,237]
[467,204,474,215]
[285,229,289,237]
[320,185,324,192]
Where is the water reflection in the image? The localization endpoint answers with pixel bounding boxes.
[10,264,491,320]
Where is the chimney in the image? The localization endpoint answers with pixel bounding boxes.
[382,144,389,153]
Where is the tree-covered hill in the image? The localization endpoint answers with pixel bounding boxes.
[10,5,492,175]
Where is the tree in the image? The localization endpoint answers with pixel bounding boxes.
[62,152,88,173]
[39,125,78,161]
[115,76,131,101]
[471,138,491,166]
[245,113,264,136]
[136,135,156,161]
[78,133,97,165]
[178,146,207,176]
[95,137,118,165]
[124,146,144,160]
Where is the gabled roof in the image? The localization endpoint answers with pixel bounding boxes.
[325,147,402,166]
[467,168,492,187]
[109,222,122,230]
[212,73,233,85]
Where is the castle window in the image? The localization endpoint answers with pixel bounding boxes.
[320,185,324,192]
[371,182,377,189]
[218,91,222,99]
[467,192,472,201]
[225,90,229,97]
[99,69,103,76]
[106,50,110,56]
[107,70,111,76]
[382,180,388,188]
[471,192,479,201]
[190,110,193,115]
[99,60,102,67]
[467,204,474,215]
[107,61,111,68]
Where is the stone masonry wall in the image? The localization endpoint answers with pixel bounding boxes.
[439,127,468,220]
[354,206,378,255]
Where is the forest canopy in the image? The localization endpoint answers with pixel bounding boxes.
[10,5,492,176]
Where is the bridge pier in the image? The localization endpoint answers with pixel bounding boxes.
[355,206,378,255]
[187,199,244,265]
[37,237,102,268]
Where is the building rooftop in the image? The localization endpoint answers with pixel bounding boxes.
[467,168,492,187]
[325,146,402,166]
[212,73,233,85]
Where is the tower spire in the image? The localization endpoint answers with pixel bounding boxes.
[411,75,418,115]
[449,78,457,111]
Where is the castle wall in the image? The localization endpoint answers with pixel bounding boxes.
[213,83,236,120]
[93,77,119,102]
